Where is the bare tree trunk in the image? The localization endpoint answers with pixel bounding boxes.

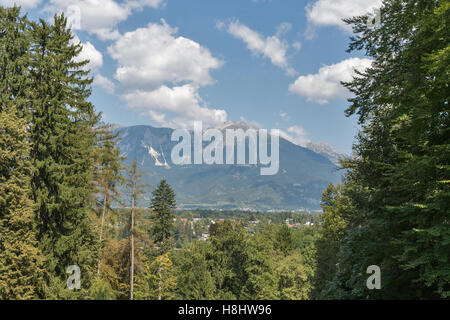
[158,256,162,300]
[97,191,108,278]
[130,184,135,300]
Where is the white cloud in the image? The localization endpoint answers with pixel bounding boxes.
[108,19,223,89]
[220,20,296,76]
[0,0,41,9]
[71,35,117,95]
[288,57,372,104]
[306,0,382,32]
[122,84,227,129]
[108,20,227,128]
[94,74,115,94]
[43,0,164,41]
[73,38,103,71]
[125,0,164,10]
[280,125,311,147]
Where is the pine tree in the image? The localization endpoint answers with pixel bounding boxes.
[150,179,176,254]
[0,6,44,300]
[28,14,99,298]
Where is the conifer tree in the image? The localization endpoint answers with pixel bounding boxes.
[327,0,449,299]
[0,6,44,300]
[28,14,99,298]
[150,179,176,254]
[149,179,176,301]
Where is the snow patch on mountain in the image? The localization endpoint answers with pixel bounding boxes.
[142,143,170,168]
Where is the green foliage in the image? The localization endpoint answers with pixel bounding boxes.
[0,6,44,300]
[93,123,125,278]
[89,279,116,300]
[0,105,45,299]
[241,232,278,300]
[172,221,316,300]
[26,14,100,298]
[276,251,310,300]
[318,0,450,299]
[275,225,295,255]
[150,179,176,254]
[173,242,216,300]
[98,239,130,299]
[135,253,177,300]
[313,184,351,299]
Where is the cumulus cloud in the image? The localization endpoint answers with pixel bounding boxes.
[306,0,382,32]
[0,0,42,9]
[43,0,164,41]
[73,37,103,71]
[219,20,296,76]
[71,35,117,95]
[94,74,115,94]
[108,19,223,89]
[288,57,372,104]
[122,84,227,129]
[280,125,311,147]
[108,20,227,128]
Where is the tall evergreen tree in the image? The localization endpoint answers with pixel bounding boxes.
[149,179,176,300]
[327,0,449,299]
[28,14,99,298]
[150,179,176,254]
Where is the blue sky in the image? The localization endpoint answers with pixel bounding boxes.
[3,0,382,154]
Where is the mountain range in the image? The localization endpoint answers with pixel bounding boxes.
[116,122,345,211]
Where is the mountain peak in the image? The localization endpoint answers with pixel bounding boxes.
[306,142,346,166]
[215,121,258,131]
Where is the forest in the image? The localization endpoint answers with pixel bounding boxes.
[0,0,448,300]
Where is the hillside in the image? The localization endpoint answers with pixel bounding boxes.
[117,122,343,210]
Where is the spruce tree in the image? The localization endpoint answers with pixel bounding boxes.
[28,14,99,298]
[150,179,176,254]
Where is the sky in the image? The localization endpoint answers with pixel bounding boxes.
[2,0,383,154]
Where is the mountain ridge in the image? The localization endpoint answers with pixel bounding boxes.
[116,123,343,211]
